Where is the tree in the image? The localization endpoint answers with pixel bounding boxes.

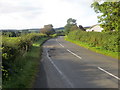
[64,18,79,34]
[40,24,55,36]
[67,18,76,25]
[91,1,120,32]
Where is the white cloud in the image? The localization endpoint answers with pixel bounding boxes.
[0,0,98,29]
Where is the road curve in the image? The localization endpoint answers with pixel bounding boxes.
[34,36,119,88]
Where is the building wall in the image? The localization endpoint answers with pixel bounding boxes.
[86,25,103,32]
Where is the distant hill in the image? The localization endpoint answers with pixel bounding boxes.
[1,28,40,33]
[54,27,64,31]
[0,29,18,31]
[0,27,65,32]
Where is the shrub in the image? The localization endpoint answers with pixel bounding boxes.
[2,33,47,79]
[67,31,119,52]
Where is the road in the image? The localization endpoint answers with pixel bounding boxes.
[34,36,119,88]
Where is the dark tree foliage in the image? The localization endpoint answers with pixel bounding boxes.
[67,18,76,25]
[91,1,120,32]
[79,25,86,31]
[64,18,80,34]
[40,24,55,36]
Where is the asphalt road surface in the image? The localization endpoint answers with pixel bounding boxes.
[34,36,119,88]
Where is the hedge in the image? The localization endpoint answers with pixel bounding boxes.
[2,33,47,79]
[67,30,119,52]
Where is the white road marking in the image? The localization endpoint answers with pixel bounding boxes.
[98,67,120,80]
[59,43,64,47]
[56,38,82,59]
[46,50,74,88]
[66,49,82,59]
[56,39,64,47]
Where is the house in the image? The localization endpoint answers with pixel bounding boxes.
[86,24,103,32]
[79,25,86,31]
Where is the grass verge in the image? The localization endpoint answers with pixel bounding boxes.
[3,37,49,88]
[65,36,119,59]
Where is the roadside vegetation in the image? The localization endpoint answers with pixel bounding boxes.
[65,31,119,59]
[2,24,56,88]
[64,1,120,59]
[2,33,48,88]
[2,37,48,88]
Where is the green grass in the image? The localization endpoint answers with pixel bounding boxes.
[65,36,119,59]
[2,37,49,88]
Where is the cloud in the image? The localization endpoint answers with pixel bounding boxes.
[0,0,43,14]
[0,0,98,29]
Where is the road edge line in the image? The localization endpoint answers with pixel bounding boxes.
[98,67,120,80]
[46,50,74,88]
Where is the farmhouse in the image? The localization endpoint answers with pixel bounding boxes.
[86,24,103,32]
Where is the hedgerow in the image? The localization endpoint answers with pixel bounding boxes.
[2,33,47,79]
[67,30,119,52]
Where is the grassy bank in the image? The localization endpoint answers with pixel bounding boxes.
[3,37,48,88]
[65,36,119,59]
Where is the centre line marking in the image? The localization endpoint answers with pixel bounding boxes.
[46,50,74,88]
[66,49,82,59]
[56,38,82,59]
[98,67,120,80]
[56,39,64,47]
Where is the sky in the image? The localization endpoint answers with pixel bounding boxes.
[0,0,100,29]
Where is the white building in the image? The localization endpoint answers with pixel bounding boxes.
[86,24,103,32]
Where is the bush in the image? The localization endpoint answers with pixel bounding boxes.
[67,31,119,52]
[50,34,57,38]
[2,33,47,79]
